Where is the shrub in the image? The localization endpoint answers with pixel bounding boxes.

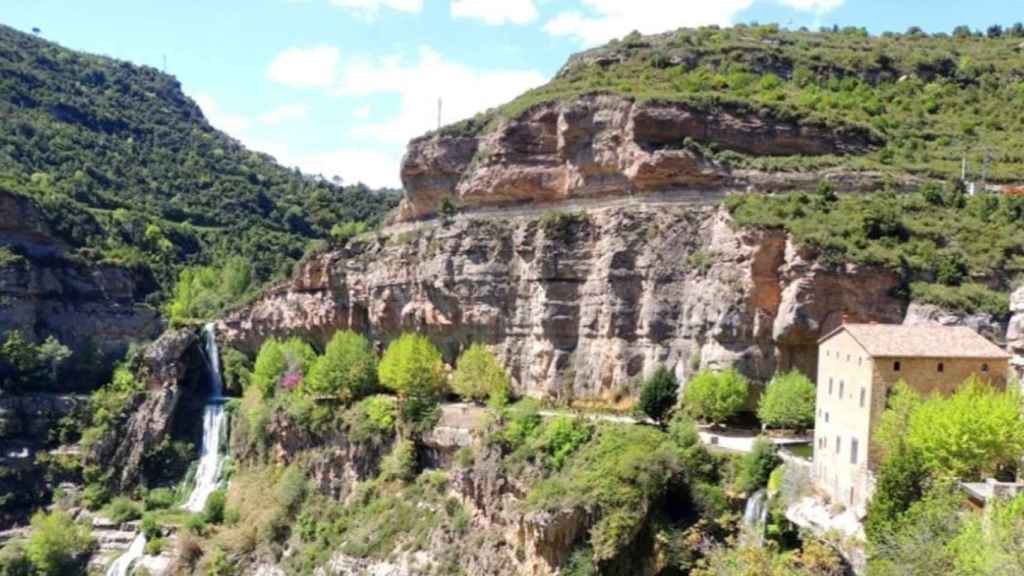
[250,337,317,399]
[25,510,94,576]
[220,347,252,396]
[535,416,593,471]
[499,399,544,450]
[683,369,749,425]
[757,371,816,430]
[184,513,207,535]
[378,334,446,399]
[638,367,678,424]
[451,344,510,404]
[104,496,142,524]
[304,330,378,403]
[346,394,397,442]
[865,448,929,541]
[276,464,308,513]
[143,487,176,510]
[140,513,162,540]
[735,437,780,494]
[380,440,418,483]
[204,488,226,524]
[144,537,164,556]
[0,542,33,576]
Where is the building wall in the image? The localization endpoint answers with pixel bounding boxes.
[814,331,874,510]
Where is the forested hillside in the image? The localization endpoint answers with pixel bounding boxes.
[0,24,397,301]
[446,23,1024,183]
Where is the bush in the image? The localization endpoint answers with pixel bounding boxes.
[535,416,593,471]
[683,369,749,425]
[143,487,176,510]
[865,448,929,542]
[735,437,780,494]
[757,371,816,430]
[250,337,317,399]
[140,513,162,540]
[638,366,678,424]
[304,330,378,403]
[25,510,94,576]
[346,394,397,442]
[184,513,207,535]
[204,488,226,524]
[450,343,510,404]
[0,542,33,576]
[144,537,164,556]
[220,347,252,396]
[104,496,142,524]
[380,440,418,483]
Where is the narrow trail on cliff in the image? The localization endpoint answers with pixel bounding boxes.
[379,187,731,236]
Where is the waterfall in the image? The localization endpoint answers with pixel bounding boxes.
[740,489,769,546]
[105,533,146,576]
[183,323,228,512]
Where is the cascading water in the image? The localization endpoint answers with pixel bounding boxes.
[105,533,146,576]
[740,488,769,546]
[183,323,228,512]
[105,324,228,575]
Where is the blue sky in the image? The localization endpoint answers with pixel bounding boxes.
[4,0,1022,188]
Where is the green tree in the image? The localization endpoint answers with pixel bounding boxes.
[0,542,33,576]
[638,366,678,424]
[904,377,1024,479]
[0,330,40,391]
[304,330,378,403]
[250,337,316,398]
[450,343,510,404]
[683,369,749,425]
[951,493,1024,575]
[378,334,446,430]
[25,510,94,576]
[757,371,816,430]
[220,346,252,396]
[867,483,961,575]
[735,437,780,493]
[865,447,929,541]
[873,380,923,462]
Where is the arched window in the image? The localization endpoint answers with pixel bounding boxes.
[893,361,901,372]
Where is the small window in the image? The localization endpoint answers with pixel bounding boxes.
[839,380,845,398]
[850,486,855,505]
[829,377,833,395]
[938,362,944,373]
[858,357,862,366]
[859,388,866,408]
[836,436,841,454]
[851,438,859,465]
[982,363,989,373]
[846,354,851,362]
[825,412,829,423]
[893,361,901,372]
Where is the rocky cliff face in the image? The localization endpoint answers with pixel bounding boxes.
[0,191,163,387]
[219,203,905,401]
[398,94,887,222]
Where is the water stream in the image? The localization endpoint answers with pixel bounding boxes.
[105,323,227,576]
[740,488,769,547]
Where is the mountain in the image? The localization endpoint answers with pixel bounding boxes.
[0,23,397,291]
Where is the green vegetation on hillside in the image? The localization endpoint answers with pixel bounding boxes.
[0,24,397,310]
[446,24,1024,183]
[729,186,1024,316]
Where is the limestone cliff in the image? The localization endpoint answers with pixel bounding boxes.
[0,191,163,388]
[219,203,905,401]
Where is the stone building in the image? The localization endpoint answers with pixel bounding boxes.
[812,324,1010,510]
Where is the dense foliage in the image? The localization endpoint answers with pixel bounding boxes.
[450,24,1024,183]
[734,437,782,494]
[0,24,396,309]
[378,334,446,430]
[757,371,816,430]
[728,189,1023,316]
[450,343,510,404]
[0,330,73,393]
[24,510,94,576]
[683,368,749,425]
[250,337,317,399]
[637,366,678,424]
[304,331,378,403]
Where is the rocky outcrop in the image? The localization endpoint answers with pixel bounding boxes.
[85,328,198,490]
[219,204,905,402]
[1004,287,1024,381]
[398,94,882,222]
[0,191,163,388]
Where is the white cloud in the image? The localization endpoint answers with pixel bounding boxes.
[260,104,308,125]
[544,0,755,46]
[777,0,844,12]
[336,45,546,145]
[451,0,538,25]
[293,148,403,188]
[329,0,422,17]
[192,92,252,134]
[352,105,372,119]
[266,46,340,88]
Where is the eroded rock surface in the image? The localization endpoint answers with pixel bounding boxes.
[219,205,905,401]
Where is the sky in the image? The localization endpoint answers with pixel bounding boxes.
[4,0,1022,188]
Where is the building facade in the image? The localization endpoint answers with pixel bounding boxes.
[813,324,1010,511]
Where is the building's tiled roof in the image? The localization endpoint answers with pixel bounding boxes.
[819,324,1011,359]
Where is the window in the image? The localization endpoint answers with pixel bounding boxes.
[851,438,859,464]
[982,363,989,373]
[893,360,901,371]
[859,388,866,408]
[825,412,829,423]
[846,354,851,362]
[836,436,841,454]
[938,362,944,373]
[829,377,833,395]
[839,380,845,398]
